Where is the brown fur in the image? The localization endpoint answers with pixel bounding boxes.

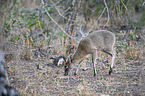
[64,30,116,76]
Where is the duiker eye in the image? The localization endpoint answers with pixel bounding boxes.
[64,65,68,69]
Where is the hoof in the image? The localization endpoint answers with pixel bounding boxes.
[94,70,97,77]
[74,73,77,75]
[109,68,113,75]
[64,73,68,76]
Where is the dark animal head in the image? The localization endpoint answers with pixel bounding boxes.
[64,55,73,76]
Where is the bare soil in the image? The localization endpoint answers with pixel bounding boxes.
[6,55,145,96]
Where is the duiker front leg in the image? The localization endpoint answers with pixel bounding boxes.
[74,59,84,75]
[64,64,70,76]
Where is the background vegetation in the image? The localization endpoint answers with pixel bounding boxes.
[0,0,145,95]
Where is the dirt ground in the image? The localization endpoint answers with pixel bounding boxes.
[5,52,145,96]
[4,29,145,96]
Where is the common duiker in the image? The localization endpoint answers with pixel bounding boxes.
[64,30,116,76]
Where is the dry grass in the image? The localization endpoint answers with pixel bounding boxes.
[2,1,145,95]
[5,29,145,95]
[6,56,145,96]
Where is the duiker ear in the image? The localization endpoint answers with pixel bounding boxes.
[61,55,66,62]
[68,57,72,63]
[67,54,73,63]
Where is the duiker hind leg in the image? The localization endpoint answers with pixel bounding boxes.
[109,50,116,75]
[92,52,97,76]
[102,49,116,75]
